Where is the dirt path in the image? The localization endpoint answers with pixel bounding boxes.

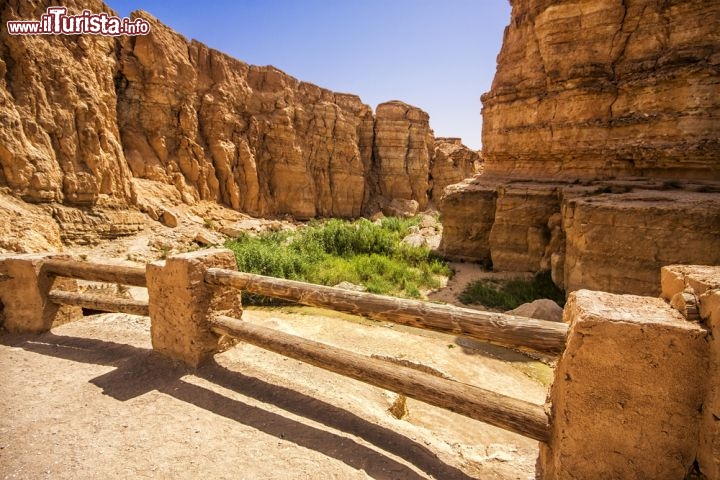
[1,308,545,479]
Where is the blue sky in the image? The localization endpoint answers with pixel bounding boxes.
[105,1,511,150]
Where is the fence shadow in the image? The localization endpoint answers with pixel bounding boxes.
[1,331,476,480]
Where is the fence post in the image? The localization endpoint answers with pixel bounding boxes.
[0,254,81,333]
[538,289,709,479]
[661,265,720,479]
[146,249,242,367]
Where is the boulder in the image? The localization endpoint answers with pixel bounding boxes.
[383,198,419,218]
[193,230,225,246]
[506,299,563,323]
[160,209,179,228]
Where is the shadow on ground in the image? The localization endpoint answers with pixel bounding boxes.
[1,331,476,480]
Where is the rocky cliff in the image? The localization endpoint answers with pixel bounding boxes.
[116,14,377,219]
[0,0,133,206]
[440,177,720,295]
[439,0,720,298]
[0,0,478,235]
[481,0,720,180]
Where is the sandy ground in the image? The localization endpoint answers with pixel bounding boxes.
[427,263,534,309]
[0,305,548,480]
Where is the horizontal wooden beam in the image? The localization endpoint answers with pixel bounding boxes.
[211,315,550,442]
[48,290,149,316]
[205,269,568,355]
[44,259,147,287]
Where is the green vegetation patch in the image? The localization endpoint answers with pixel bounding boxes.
[225,217,450,304]
[459,271,565,311]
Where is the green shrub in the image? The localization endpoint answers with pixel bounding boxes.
[224,217,450,304]
[459,271,565,310]
[226,232,308,279]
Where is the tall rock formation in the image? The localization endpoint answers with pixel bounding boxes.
[116,13,376,219]
[481,0,720,180]
[0,1,478,238]
[439,0,720,297]
[372,101,434,211]
[0,0,133,206]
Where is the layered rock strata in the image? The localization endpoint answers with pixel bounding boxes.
[116,16,377,219]
[1,1,477,235]
[439,177,720,296]
[372,101,434,211]
[440,0,720,296]
[482,0,720,180]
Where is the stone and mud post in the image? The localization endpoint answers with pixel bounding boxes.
[0,254,80,333]
[661,265,720,480]
[146,249,242,367]
[539,289,710,479]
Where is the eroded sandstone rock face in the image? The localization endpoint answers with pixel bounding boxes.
[438,178,496,263]
[430,138,480,202]
[0,0,134,206]
[1,2,472,230]
[439,0,720,297]
[439,177,720,296]
[372,101,434,211]
[482,0,720,180]
[117,13,376,219]
[0,190,62,253]
[562,190,720,295]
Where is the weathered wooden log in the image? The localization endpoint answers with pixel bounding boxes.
[44,259,147,287]
[205,269,568,355]
[211,315,550,442]
[48,290,149,316]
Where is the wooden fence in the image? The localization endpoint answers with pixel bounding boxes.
[2,252,560,443]
[4,251,713,479]
[44,258,149,316]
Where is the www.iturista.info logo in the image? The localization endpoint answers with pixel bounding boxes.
[6,7,151,36]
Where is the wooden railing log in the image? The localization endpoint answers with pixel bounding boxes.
[205,269,568,355]
[48,290,149,316]
[210,315,550,442]
[44,259,147,287]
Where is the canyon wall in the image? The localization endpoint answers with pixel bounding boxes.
[0,0,133,206]
[482,0,720,180]
[440,0,720,297]
[0,0,479,239]
[116,14,376,219]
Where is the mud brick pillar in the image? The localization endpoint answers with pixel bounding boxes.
[538,289,709,480]
[662,265,720,480]
[146,249,242,367]
[0,254,80,333]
